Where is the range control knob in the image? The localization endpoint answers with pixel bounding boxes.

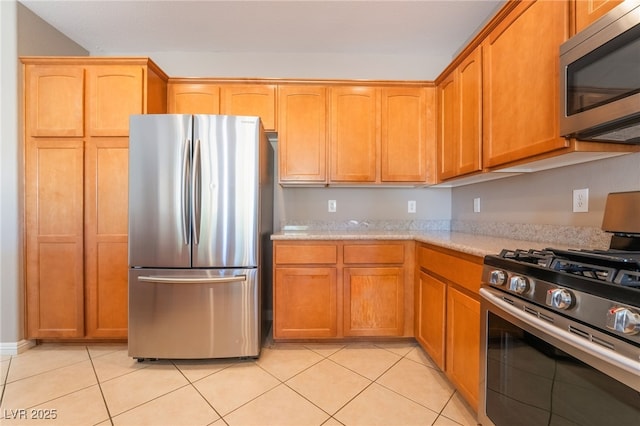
[489,270,507,286]
[607,307,640,335]
[509,276,529,294]
[546,288,574,310]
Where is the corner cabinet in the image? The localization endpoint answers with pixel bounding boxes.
[273,240,414,340]
[415,243,482,410]
[23,57,168,339]
[482,0,569,168]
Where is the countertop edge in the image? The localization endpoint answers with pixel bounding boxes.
[270,230,563,258]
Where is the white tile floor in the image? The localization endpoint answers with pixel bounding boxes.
[0,332,479,426]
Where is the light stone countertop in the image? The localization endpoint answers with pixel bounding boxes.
[270,229,565,258]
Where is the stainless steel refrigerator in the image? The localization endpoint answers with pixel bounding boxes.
[127,114,272,360]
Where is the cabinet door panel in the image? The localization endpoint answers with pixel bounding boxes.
[87,66,144,136]
[277,85,327,183]
[438,73,458,180]
[167,83,220,114]
[416,272,446,370]
[343,267,403,336]
[446,287,480,409]
[457,48,482,175]
[330,87,378,182]
[25,140,84,338]
[85,139,129,337]
[26,66,84,137]
[86,241,128,337]
[274,267,338,338]
[483,0,569,167]
[574,0,623,33]
[221,85,276,131]
[380,87,429,182]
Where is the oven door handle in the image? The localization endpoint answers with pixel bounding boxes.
[480,288,640,381]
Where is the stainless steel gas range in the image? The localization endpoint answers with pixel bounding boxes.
[478,191,640,426]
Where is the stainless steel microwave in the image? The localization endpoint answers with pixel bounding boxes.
[559,0,640,143]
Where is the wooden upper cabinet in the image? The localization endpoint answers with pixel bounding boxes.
[574,0,623,33]
[457,48,483,175]
[380,87,432,183]
[482,0,569,168]
[438,46,482,181]
[87,65,144,136]
[167,82,220,114]
[26,65,85,137]
[329,86,378,183]
[277,85,328,184]
[220,84,277,131]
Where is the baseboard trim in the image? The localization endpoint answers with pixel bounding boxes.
[0,339,36,356]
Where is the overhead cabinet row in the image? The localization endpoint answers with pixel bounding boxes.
[170,82,434,185]
[436,0,636,184]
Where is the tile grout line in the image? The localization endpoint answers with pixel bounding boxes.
[171,359,228,424]
[0,356,12,408]
[86,345,115,426]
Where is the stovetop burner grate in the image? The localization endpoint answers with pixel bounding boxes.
[495,247,640,289]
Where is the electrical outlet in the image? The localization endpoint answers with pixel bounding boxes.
[473,197,481,213]
[573,188,589,213]
[328,199,337,213]
[408,200,416,213]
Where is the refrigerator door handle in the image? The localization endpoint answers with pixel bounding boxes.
[181,138,191,245]
[191,138,202,245]
[137,275,247,284]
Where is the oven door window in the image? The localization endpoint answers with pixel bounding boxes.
[486,312,640,426]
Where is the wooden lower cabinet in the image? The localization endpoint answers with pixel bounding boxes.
[273,240,413,340]
[415,271,446,370]
[415,243,482,410]
[343,267,404,337]
[274,267,338,338]
[446,286,480,410]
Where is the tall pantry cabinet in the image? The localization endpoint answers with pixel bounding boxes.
[23,57,167,339]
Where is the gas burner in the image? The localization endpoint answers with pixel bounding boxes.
[498,248,555,267]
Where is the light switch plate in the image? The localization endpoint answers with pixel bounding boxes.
[408,200,416,213]
[473,197,481,213]
[328,199,337,213]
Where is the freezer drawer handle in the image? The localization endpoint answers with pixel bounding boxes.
[137,275,247,284]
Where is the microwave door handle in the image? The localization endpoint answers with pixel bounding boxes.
[191,138,202,245]
[181,138,191,245]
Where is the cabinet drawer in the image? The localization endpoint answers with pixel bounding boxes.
[344,243,405,264]
[275,243,337,265]
[417,245,482,293]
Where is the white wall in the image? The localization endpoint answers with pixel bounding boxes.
[0,1,87,350]
[451,152,640,228]
[1,0,21,348]
[126,51,446,80]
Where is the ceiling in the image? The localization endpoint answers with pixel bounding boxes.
[19,0,504,59]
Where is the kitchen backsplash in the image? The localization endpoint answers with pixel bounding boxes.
[279,219,611,249]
